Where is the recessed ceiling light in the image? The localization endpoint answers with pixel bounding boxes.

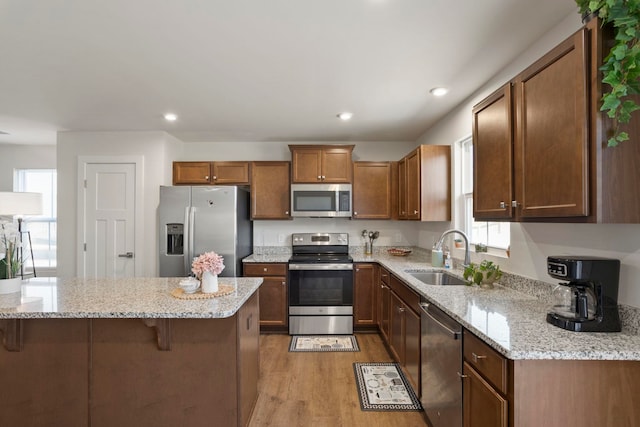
[430,87,448,97]
[164,113,178,122]
[337,112,353,121]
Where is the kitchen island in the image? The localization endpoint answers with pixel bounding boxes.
[0,277,262,427]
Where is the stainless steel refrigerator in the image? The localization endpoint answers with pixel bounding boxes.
[158,186,252,277]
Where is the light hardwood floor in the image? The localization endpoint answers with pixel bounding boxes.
[249,333,429,427]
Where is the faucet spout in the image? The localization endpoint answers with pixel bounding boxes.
[434,229,471,267]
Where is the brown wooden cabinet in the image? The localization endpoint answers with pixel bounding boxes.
[244,263,288,329]
[354,263,377,328]
[473,19,640,223]
[377,267,391,341]
[397,145,451,221]
[173,161,250,185]
[289,145,354,183]
[387,274,421,394]
[250,161,291,219]
[352,162,392,219]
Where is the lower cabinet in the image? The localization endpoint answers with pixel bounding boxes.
[387,274,421,395]
[463,362,508,427]
[354,263,377,327]
[377,267,391,341]
[244,263,288,330]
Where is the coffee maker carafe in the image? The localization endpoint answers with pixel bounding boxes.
[546,256,621,332]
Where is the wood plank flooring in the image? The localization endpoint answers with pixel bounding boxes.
[249,333,429,427]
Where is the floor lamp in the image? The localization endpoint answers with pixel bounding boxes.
[0,191,43,278]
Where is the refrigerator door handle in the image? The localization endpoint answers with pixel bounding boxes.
[188,206,196,270]
[183,206,191,275]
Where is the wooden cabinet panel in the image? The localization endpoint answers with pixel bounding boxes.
[377,269,391,341]
[514,29,589,219]
[354,263,377,326]
[250,161,291,219]
[244,263,288,329]
[173,161,212,185]
[464,330,508,395]
[211,161,250,185]
[397,145,451,221]
[472,83,514,220]
[289,145,354,183]
[389,291,404,363]
[237,292,260,427]
[463,362,508,427]
[352,162,392,219]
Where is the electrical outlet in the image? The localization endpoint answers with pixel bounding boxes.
[278,234,286,243]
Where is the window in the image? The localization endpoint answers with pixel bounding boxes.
[14,169,57,273]
[460,137,510,250]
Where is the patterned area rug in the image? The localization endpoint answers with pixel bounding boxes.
[353,362,422,411]
[289,335,360,352]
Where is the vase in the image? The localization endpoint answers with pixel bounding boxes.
[201,271,219,293]
[0,277,22,294]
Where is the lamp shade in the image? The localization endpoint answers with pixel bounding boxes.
[0,192,43,216]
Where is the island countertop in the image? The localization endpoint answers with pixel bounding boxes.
[0,276,263,319]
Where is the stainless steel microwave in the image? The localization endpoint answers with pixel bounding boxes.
[290,183,352,218]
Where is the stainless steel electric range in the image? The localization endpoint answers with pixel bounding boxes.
[288,233,354,335]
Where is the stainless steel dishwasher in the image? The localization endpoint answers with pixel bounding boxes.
[420,300,463,427]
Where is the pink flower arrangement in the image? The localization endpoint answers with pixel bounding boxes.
[191,251,225,279]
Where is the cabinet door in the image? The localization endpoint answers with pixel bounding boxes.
[211,161,250,185]
[514,29,589,219]
[419,145,452,221]
[257,277,288,327]
[237,292,260,427]
[173,162,212,185]
[250,162,291,219]
[291,148,323,183]
[472,83,514,220]
[404,306,421,395]
[397,158,408,219]
[463,362,508,427]
[378,274,391,342]
[406,149,421,219]
[321,147,353,183]
[352,162,392,219]
[389,291,405,363]
[354,263,377,326]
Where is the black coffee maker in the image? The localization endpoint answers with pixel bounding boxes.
[546,256,621,332]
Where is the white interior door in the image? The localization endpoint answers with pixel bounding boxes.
[78,159,141,278]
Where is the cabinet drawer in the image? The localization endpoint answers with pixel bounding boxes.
[389,275,420,314]
[244,263,287,277]
[379,267,390,286]
[464,330,508,395]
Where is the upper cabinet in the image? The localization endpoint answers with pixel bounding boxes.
[250,161,291,220]
[473,19,640,223]
[173,161,250,185]
[397,145,451,221]
[289,145,354,183]
[352,162,392,219]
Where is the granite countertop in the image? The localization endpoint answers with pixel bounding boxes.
[244,249,640,361]
[0,277,263,319]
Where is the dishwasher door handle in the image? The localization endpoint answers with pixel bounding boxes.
[420,303,461,339]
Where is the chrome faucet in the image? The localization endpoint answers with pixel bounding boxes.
[434,229,471,267]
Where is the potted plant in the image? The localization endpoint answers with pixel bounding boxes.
[575,0,640,146]
[191,251,225,293]
[0,220,23,294]
[463,260,503,289]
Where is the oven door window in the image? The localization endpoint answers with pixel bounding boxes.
[289,269,353,306]
[293,191,336,212]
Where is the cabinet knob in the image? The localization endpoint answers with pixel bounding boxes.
[263,268,268,272]
[282,281,286,286]
[499,201,506,209]
[397,306,405,314]
[413,210,419,215]
[321,175,326,180]
[213,175,217,180]
[317,175,322,180]
[511,200,518,208]
[353,211,358,216]
[205,175,209,180]
[285,211,289,215]
[472,352,487,363]
[457,372,468,379]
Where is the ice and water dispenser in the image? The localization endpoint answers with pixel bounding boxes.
[166,223,184,255]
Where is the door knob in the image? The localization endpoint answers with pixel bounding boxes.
[118,252,134,258]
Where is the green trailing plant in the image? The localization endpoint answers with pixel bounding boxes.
[463,260,503,287]
[576,0,640,146]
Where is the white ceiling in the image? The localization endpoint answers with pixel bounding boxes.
[0,0,578,146]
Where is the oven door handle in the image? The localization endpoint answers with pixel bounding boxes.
[289,263,353,271]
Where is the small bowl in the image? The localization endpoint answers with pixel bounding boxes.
[179,278,200,294]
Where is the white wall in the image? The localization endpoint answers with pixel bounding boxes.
[56,131,182,278]
[0,144,57,191]
[414,12,640,309]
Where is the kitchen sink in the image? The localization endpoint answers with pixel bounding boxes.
[406,270,467,286]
